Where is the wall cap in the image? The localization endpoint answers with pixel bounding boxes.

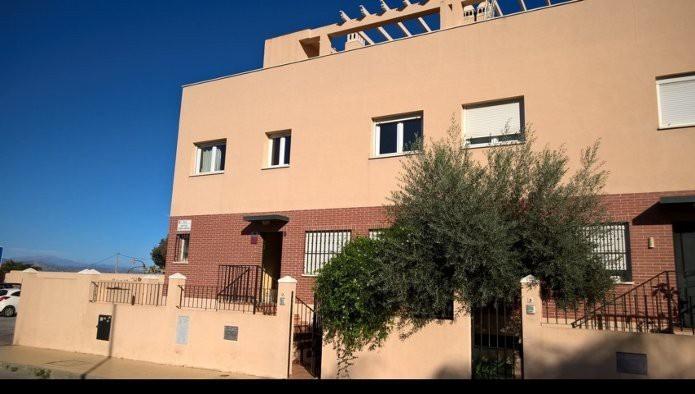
[169,273,187,280]
[78,269,101,275]
[278,276,297,284]
[520,275,539,284]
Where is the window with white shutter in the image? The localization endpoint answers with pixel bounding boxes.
[463,98,524,147]
[657,75,695,129]
[303,231,351,275]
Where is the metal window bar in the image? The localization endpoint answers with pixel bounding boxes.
[303,231,351,275]
[586,223,632,282]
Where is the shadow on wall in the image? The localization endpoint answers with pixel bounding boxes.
[527,329,695,379]
[633,203,695,226]
[80,303,117,379]
[433,365,470,379]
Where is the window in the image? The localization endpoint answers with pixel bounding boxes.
[657,75,695,129]
[369,229,385,240]
[175,234,190,263]
[374,115,423,157]
[303,231,351,275]
[463,98,524,147]
[195,141,226,174]
[586,223,632,282]
[267,132,291,167]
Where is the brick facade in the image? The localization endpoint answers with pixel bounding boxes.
[166,190,695,303]
[166,206,390,302]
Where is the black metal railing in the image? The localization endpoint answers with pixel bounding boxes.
[90,281,165,306]
[294,297,314,334]
[544,271,694,334]
[217,265,266,303]
[178,285,277,315]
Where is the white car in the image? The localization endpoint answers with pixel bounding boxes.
[0,288,20,317]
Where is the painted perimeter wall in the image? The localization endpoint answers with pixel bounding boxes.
[12,272,294,379]
[521,279,695,379]
[321,309,472,379]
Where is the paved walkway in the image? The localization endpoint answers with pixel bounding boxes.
[0,345,265,379]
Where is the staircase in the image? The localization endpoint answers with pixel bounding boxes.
[570,271,691,334]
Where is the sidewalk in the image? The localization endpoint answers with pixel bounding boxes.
[0,346,265,379]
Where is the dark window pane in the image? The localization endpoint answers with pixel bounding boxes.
[403,118,423,152]
[215,144,226,171]
[378,122,398,155]
[271,138,281,166]
[284,136,291,165]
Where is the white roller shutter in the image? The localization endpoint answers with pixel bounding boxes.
[464,100,522,139]
[658,76,695,128]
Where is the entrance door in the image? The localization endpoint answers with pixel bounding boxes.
[674,224,695,329]
[261,232,283,291]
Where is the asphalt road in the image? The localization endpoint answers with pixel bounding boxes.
[0,317,16,346]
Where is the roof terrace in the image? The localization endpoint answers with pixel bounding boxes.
[263,0,578,68]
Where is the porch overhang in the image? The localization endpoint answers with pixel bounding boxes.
[660,196,695,205]
[243,214,290,224]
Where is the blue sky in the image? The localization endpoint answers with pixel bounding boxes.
[0,0,560,266]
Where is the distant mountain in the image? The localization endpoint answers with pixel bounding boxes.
[3,255,140,273]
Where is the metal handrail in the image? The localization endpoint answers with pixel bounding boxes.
[569,271,689,333]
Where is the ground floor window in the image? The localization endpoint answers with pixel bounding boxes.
[368,229,386,240]
[176,234,190,263]
[587,223,632,282]
[303,230,351,275]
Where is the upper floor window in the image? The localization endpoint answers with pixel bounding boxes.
[463,98,524,148]
[195,141,226,175]
[374,115,423,157]
[267,132,291,168]
[657,74,695,129]
[303,230,351,276]
[586,223,632,283]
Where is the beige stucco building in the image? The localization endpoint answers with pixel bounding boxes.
[162,0,695,377]
[6,0,695,381]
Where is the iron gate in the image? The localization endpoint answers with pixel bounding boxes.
[310,300,323,378]
[294,297,322,378]
[472,300,523,379]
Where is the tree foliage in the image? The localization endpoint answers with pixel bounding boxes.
[314,237,398,378]
[315,121,615,376]
[151,238,167,269]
